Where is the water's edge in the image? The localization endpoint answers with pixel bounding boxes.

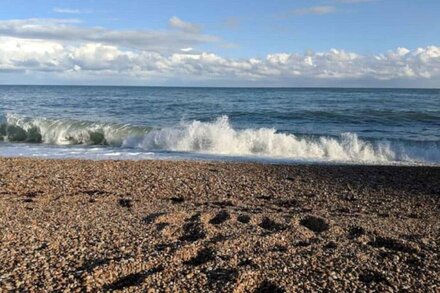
[1,113,438,165]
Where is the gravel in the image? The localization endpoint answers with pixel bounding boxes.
[0,158,439,292]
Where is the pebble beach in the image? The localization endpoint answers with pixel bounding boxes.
[0,158,439,292]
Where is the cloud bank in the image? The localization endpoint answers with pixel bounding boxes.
[0,18,439,86]
[0,19,217,54]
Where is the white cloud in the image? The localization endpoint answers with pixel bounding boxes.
[1,35,439,85]
[168,16,201,33]
[180,48,194,52]
[0,18,438,86]
[53,8,91,14]
[0,18,217,54]
[291,6,337,15]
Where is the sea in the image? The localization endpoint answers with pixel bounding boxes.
[0,86,439,165]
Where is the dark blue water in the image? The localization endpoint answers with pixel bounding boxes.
[0,86,439,164]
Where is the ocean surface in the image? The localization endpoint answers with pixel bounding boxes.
[0,86,439,165]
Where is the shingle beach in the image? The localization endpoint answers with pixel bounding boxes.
[0,158,439,292]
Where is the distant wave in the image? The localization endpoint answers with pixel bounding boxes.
[1,113,439,164]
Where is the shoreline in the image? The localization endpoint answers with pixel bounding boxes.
[0,152,438,167]
[0,157,439,291]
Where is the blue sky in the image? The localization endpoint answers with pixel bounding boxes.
[0,0,439,86]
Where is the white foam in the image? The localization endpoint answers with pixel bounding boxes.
[2,114,439,164]
[127,116,433,164]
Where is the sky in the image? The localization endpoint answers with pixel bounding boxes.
[0,0,439,87]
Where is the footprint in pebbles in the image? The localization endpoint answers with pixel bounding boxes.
[255,280,286,293]
[299,215,330,233]
[237,214,251,224]
[184,247,216,266]
[179,213,206,242]
[209,210,230,225]
[205,268,239,289]
[258,217,286,232]
[103,266,164,290]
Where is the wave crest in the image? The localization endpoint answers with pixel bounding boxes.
[2,113,149,146]
[133,116,399,162]
[1,114,439,164]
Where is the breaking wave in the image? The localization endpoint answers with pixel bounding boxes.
[1,113,149,146]
[1,114,439,164]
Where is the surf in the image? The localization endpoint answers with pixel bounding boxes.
[1,113,439,165]
[1,113,150,146]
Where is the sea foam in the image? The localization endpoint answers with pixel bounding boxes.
[1,113,439,164]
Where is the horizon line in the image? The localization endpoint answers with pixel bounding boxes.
[0,84,439,90]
